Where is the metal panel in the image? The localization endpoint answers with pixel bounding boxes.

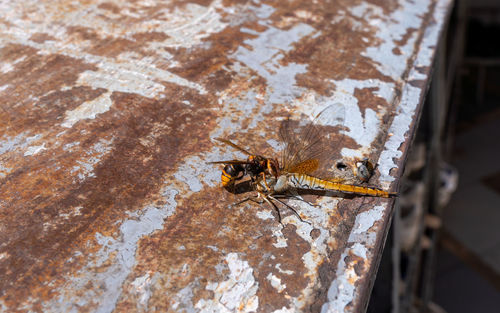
[0,0,452,312]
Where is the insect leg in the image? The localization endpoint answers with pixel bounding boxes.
[260,194,283,226]
[269,195,311,225]
[272,194,320,208]
[232,195,263,207]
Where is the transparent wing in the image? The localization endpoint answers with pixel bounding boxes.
[213,138,253,156]
[279,103,346,175]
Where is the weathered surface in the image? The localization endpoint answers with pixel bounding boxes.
[0,0,451,312]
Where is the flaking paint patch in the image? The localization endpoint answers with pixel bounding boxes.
[130,273,154,311]
[272,229,288,248]
[70,138,114,182]
[350,1,426,80]
[379,0,450,185]
[77,59,206,97]
[256,210,274,220]
[0,55,26,73]
[272,307,295,313]
[175,153,226,193]
[44,189,178,313]
[61,91,112,128]
[1,133,42,176]
[321,242,369,313]
[267,273,286,293]
[211,89,269,139]
[275,264,294,275]
[349,205,384,238]
[0,133,37,155]
[154,0,228,49]
[23,143,46,156]
[326,79,394,150]
[76,67,165,99]
[195,252,259,313]
[322,1,452,309]
[0,1,209,98]
[233,3,315,104]
[172,283,197,313]
[278,196,338,309]
[322,204,386,313]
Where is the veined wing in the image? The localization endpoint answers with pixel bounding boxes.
[207,160,252,165]
[280,103,346,175]
[214,137,253,156]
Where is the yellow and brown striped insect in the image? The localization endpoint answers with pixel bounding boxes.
[208,138,280,191]
[210,104,396,222]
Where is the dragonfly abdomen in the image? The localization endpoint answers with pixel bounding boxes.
[289,174,394,198]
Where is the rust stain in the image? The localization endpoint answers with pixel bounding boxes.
[29,33,57,43]
[0,62,219,308]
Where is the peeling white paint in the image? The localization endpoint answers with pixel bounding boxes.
[266,273,286,293]
[43,188,178,313]
[256,210,274,220]
[61,91,112,128]
[24,143,46,156]
[172,283,197,313]
[130,273,154,311]
[349,205,384,238]
[233,3,315,105]
[275,264,294,275]
[175,153,224,193]
[379,0,451,186]
[323,0,452,309]
[326,79,394,151]
[272,228,288,248]
[322,242,370,313]
[70,138,114,181]
[350,1,422,80]
[195,253,259,313]
[151,0,228,49]
[0,0,210,100]
[272,307,296,313]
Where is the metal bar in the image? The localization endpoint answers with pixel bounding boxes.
[0,0,454,311]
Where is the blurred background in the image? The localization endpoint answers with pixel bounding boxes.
[367,0,500,312]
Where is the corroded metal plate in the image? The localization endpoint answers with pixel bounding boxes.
[0,0,452,312]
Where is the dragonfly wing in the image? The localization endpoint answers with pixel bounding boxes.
[214,138,253,156]
[280,103,346,175]
[207,160,251,165]
[288,159,320,174]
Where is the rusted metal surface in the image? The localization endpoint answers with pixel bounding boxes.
[0,0,452,312]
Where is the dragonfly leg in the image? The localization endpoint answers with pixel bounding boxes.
[269,195,311,225]
[260,172,271,191]
[232,194,263,207]
[260,194,283,226]
[272,194,320,208]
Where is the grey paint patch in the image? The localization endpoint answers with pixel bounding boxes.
[44,189,178,313]
[234,4,315,104]
[195,253,259,312]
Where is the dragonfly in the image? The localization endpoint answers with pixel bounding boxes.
[209,104,396,223]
